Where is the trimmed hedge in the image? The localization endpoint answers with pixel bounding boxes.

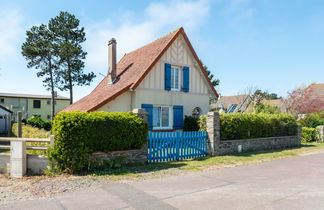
[27,116,51,131]
[301,127,319,142]
[48,111,148,173]
[183,116,199,131]
[298,111,324,128]
[199,113,298,140]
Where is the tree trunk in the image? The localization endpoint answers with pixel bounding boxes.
[49,58,55,123]
[68,58,73,104]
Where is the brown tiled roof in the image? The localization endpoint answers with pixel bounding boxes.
[64,27,218,112]
[212,94,250,111]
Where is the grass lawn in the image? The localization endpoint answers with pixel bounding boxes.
[90,142,324,179]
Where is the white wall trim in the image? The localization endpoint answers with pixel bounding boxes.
[135,88,209,96]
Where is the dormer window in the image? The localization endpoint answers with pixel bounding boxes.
[171,66,180,91]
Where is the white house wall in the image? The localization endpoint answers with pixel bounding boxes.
[97,92,132,112]
[96,34,211,117]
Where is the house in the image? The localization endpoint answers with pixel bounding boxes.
[64,27,218,130]
[211,95,251,113]
[0,105,13,134]
[0,93,70,121]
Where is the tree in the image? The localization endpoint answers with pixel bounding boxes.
[22,24,58,121]
[202,63,220,87]
[286,85,323,114]
[49,12,95,104]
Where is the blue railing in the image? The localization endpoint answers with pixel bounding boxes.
[148,131,208,163]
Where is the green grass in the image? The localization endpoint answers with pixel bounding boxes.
[89,143,324,180]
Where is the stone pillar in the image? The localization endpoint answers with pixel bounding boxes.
[206,112,220,156]
[132,108,148,123]
[17,111,22,138]
[297,126,302,144]
[316,126,324,143]
[50,135,55,148]
[10,140,26,178]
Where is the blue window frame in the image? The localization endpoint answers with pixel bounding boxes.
[227,104,238,113]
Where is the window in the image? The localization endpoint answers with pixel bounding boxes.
[0,98,4,103]
[227,104,238,113]
[171,66,180,91]
[47,115,51,120]
[47,100,56,105]
[153,106,170,129]
[33,100,41,109]
[192,107,202,118]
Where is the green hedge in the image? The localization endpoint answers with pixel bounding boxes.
[48,111,148,173]
[27,116,51,131]
[183,116,199,131]
[298,111,324,128]
[199,113,298,140]
[301,127,319,142]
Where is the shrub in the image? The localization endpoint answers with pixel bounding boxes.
[199,113,298,140]
[198,115,207,131]
[48,111,148,173]
[298,111,324,128]
[183,116,199,131]
[254,103,281,114]
[301,127,319,142]
[27,116,51,131]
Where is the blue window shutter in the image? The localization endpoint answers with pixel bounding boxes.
[173,105,184,129]
[141,104,153,130]
[182,66,189,92]
[165,63,171,91]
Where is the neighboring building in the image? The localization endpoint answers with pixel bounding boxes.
[245,98,287,113]
[64,27,218,130]
[0,93,70,121]
[211,95,251,113]
[0,105,13,134]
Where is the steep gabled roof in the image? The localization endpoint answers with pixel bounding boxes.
[212,95,250,112]
[64,27,218,112]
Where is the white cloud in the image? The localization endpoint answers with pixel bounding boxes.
[0,9,23,60]
[85,0,211,71]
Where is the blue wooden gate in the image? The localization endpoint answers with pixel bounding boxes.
[148,131,208,163]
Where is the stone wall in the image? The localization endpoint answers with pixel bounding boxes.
[89,144,148,168]
[218,136,300,155]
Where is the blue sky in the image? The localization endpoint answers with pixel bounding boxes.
[0,0,323,100]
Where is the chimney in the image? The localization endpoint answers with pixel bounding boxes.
[108,38,117,84]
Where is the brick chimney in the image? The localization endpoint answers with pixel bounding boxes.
[108,38,117,84]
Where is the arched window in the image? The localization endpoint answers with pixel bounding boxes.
[192,107,201,118]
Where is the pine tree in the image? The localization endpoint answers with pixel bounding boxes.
[49,12,95,104]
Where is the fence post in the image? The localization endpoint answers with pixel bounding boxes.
[316,126,324,143]
[297,126,302,144]
[132,108,148,123]
[11,111,26,178]
[206,112,220,156]
[50,135,55,148]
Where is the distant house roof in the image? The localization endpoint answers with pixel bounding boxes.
[0,105,13,114]
[0,92,69,100]
[212,94,250,113]
[63,27,218,112]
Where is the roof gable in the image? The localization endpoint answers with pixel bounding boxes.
[64,27,218,112]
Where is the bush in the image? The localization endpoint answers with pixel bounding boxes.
[198,115,207,131]
[301,127,319,142]
[183,116,199,131]
[298,111,324,128]
[199,113,298,140]
[27,116,51,131]
[254,103,281,114]
[48,111,148,173]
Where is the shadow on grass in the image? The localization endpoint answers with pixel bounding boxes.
[187,144,317,162]
[88,162,187,177]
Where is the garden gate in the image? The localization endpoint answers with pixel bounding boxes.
[148,131,208,162]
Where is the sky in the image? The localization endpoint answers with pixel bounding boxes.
[0,0,323,101]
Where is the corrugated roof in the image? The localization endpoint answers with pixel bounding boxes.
[64,27,218,112]
[0,92,69,100]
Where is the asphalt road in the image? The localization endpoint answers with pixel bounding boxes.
[2,152,324,210]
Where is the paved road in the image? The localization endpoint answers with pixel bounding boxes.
[2,153,324,210]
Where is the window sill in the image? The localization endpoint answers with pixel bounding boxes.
[151,129,176,132]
